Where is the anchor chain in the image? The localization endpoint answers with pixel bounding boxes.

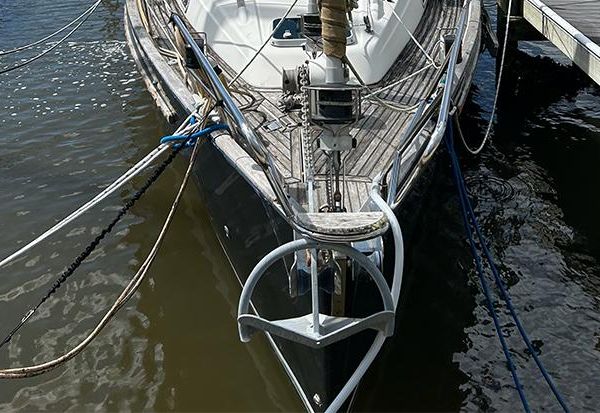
[299,64,315,184]
[0,143,185,349]
[324,155,334,211]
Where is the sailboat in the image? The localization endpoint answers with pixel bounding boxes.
[125,0,482,410]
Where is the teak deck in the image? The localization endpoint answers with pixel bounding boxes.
[221,0,461,212]
[151,0,462,212]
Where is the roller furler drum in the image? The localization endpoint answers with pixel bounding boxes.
[320,0,348,59]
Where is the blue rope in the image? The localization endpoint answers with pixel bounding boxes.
[160,124,229,148]
[446,123,531,412]
[445,120,569,412]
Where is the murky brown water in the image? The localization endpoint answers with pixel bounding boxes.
[0,0,599,411]
[0,0,300,410]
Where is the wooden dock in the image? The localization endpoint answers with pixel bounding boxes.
[503,0,600,85]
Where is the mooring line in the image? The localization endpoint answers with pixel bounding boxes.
[459,0,513,154]
[446,121,569,412]
[0,103,220,378]
[0,0,102,75]
[0,143,184,350]
[0,0,102,57]
[0,113,200,271]
[0,145,168,270]
[447,123,530,412]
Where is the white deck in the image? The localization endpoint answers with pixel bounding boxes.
[185,0,425,87]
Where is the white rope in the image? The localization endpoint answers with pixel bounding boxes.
[227,0,300,87]
[0,0,102,56]
[0,146,167,269]
[0,105,210,379]
[0,113,197,270]
[385,1,439,68]
[460,0,512,155]
[0,1,102,75]
[363,63,434,99]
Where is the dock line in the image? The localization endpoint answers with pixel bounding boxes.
[0,112,199,271]
[446,120,569,412]
[461,0,513,155]
[0,144,168,269]
[0,103,221,378]
[0,0,102,75]
[160,123,229,147]
[0,142,184,352]
[0,0,102,56]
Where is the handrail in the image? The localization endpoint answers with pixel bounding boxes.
[171,14,269,165]
[421,2,470,162]
[383,0,472,205]
[170,13,299,227]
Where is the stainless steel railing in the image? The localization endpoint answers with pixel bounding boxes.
[383,0,472,207]
[169,14,302,229]
[151,0,472,231]
[421,1,470,161]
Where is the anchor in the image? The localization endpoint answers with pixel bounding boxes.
[237,183,404,412]
[237,237,395,348]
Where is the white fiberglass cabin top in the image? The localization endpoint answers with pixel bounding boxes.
[186,0,426,87]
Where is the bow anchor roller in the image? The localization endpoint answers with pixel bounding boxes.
[238,182,405,412]
[237,237,396,348]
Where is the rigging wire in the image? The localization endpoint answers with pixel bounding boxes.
[460,0,513,154]
[227,0,300,87]
[446,121,570,412]
[384,0,439,69]
[0,0,102,57]
[0,0,102,75]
